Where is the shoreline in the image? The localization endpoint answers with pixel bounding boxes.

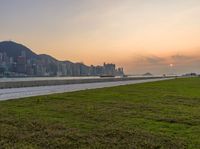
[0,76,174,89]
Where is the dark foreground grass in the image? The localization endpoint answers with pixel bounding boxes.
[0,78,200,149]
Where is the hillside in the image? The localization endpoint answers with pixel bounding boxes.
[0,41,38,60]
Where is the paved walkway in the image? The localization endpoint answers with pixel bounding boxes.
[0,78,172,101]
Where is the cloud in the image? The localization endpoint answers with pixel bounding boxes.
[171,54,193,61]
[170,54,200,66]
[142,56,165,64]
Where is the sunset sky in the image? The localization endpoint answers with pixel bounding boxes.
[1,0,200,74]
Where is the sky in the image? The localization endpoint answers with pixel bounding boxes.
[1,0,200,74]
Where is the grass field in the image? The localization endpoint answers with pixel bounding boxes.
[0,78,200,149]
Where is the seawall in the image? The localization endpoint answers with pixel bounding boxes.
[0,76,173,89]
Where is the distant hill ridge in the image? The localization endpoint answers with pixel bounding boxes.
[0,41,65,62]
[0,41,81,65]
[0,41,38,60]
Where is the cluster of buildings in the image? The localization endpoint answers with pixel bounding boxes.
[0,51,36,77]
[0,51,124,77]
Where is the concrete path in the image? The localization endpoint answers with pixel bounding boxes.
[0,78,172,101]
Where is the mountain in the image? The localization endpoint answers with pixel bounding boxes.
[38,54,59,63]
[143,72,153,76]
[0,41,66,63]
[0,41,75,64]
[0,41,38,60]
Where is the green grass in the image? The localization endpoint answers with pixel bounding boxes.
[0,78,200,149]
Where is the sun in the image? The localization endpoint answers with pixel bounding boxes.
[169,63,174,67]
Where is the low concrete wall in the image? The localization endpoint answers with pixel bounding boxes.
[0,76,173,89]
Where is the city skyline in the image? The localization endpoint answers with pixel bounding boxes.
[1,0,200,74]
[0,41,124,77]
